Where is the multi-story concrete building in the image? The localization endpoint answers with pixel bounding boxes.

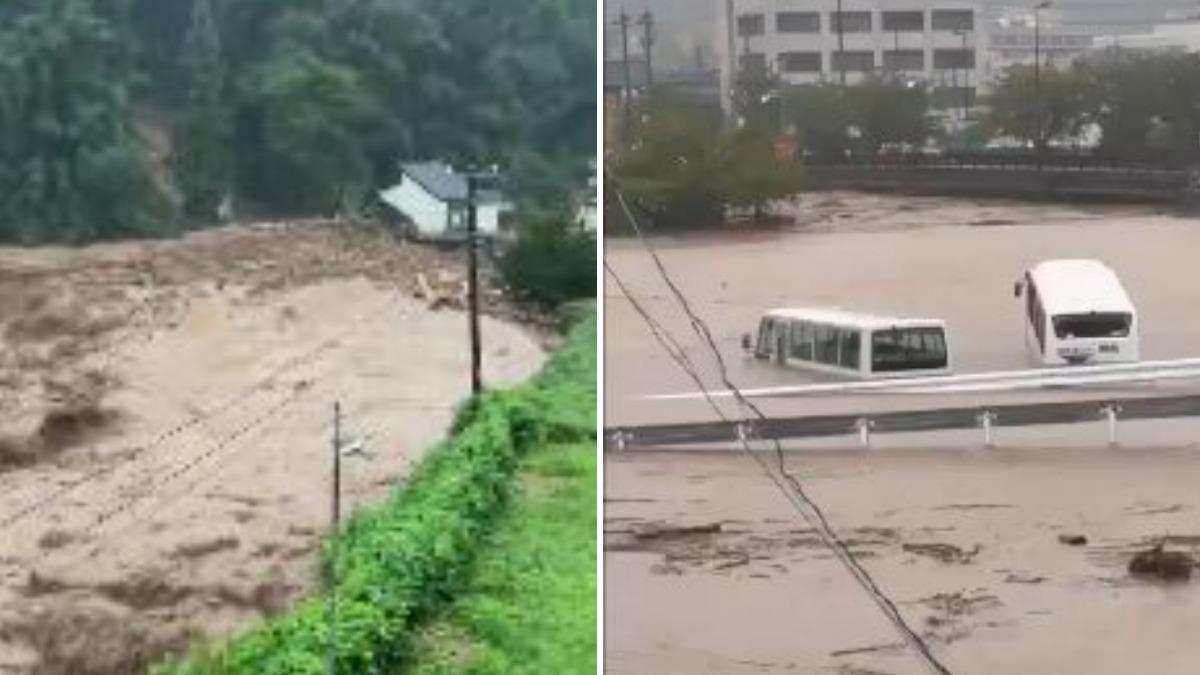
[715,0,985,115]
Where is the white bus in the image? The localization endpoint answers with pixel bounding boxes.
[742,308,952,379]
[1014,259,1139,366]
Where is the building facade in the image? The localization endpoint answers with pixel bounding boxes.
[715,0,985,115]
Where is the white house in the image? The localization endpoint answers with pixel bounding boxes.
[576,163,597,232]
[379,162,507,240]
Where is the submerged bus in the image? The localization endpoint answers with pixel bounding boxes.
[742,308,952,379]
[1014,259,1139,366]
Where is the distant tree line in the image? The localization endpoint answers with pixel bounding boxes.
[0,0,595,244]
[986,52,1200,161]
[611,49,1200,230]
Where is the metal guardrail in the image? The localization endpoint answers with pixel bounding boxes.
[808,153,1192,173]
[604,393,1200,450]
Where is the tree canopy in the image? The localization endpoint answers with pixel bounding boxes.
[0,0,596,243]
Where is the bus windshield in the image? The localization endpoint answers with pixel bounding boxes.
[1052,313,1131,339]
[871,327,947,372]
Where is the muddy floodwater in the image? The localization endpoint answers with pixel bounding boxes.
[604,193,1200,674]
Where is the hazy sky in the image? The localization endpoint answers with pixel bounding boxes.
[603,0,1199,69]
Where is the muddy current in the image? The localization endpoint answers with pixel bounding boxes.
[605,193,1200,675]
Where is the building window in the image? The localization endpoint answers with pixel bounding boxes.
[883,50,925,71]
[933,49,975,69]
[882,11,924,32]
[931,9,973,31]
[830,11,872,33]
[778,51,822,73]
[737,13,765,36]
[776,11,820,33]
[932,86,976,109]
[831,50,875,73]
[740,52,767,72]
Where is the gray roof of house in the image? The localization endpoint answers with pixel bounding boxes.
[399,161,505,205]
[401,161,469,201]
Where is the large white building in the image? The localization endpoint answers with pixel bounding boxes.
[715,0,985,113]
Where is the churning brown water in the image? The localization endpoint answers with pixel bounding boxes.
[605,193,1200,675]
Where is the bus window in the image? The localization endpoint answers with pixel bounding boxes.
[789,320,814,361]
[814,324,838,365]
[755,318,775,358]
[871,328,948,372]
[839,330,860,369]
[1052,313,1131,339]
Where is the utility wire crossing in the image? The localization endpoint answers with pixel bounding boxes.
[607,178,954,675]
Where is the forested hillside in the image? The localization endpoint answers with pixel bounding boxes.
[0,0,595,243]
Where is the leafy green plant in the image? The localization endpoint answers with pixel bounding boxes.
[498,210,596,309]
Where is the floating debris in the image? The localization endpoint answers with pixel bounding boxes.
[1128,543,1194,582]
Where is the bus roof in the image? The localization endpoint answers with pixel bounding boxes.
[1028,259,1135,316]
[763,307,946,331]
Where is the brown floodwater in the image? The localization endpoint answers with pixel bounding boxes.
[604,193,1200,674]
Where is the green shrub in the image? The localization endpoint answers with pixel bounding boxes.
[157,309,595,675]
[498,211,596,309]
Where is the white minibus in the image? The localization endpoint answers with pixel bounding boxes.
[742,308,952,379]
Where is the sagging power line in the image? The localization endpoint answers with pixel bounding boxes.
[606,178,954,675]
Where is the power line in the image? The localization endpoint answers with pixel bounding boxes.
[607,180,954,675]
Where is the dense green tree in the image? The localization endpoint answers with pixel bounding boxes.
[177,0,230,221]
[611,110,726,229]
[844,78,934,155]
[732,51,782,133]
[784,85,853,162]
[720,129,795,220]
[499,208,595,308]
[612,97,797,229]
[0,0,595,242]
[0,0,165,243]
[783,80,932,161]
[983,64,1096,150]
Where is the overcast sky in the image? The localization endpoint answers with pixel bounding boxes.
[603,0,1200,69]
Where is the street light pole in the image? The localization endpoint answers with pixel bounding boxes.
[1034,1,1051,154]
[955,28,970,122]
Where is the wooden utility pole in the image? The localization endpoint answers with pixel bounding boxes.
[616,10,633,145]
[327,401,342,675]
[466,175,482,395]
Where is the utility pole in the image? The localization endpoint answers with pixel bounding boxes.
[327,401,342,675]
[638,10,655,91]
[466,174,482,396]
[616,10,633,146]
[836,0,846,86]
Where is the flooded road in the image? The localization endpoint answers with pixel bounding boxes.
[604,193,1200,674]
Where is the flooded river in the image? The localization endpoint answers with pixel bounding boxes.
[604,193,1200,674]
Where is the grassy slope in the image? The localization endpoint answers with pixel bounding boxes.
[406,441,596,675]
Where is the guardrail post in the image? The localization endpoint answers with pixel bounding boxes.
[611,430,628,452]
[1102,404,1122,447]
[856,417,873,449]
[735,421,753,446]
[978,410,997,449]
